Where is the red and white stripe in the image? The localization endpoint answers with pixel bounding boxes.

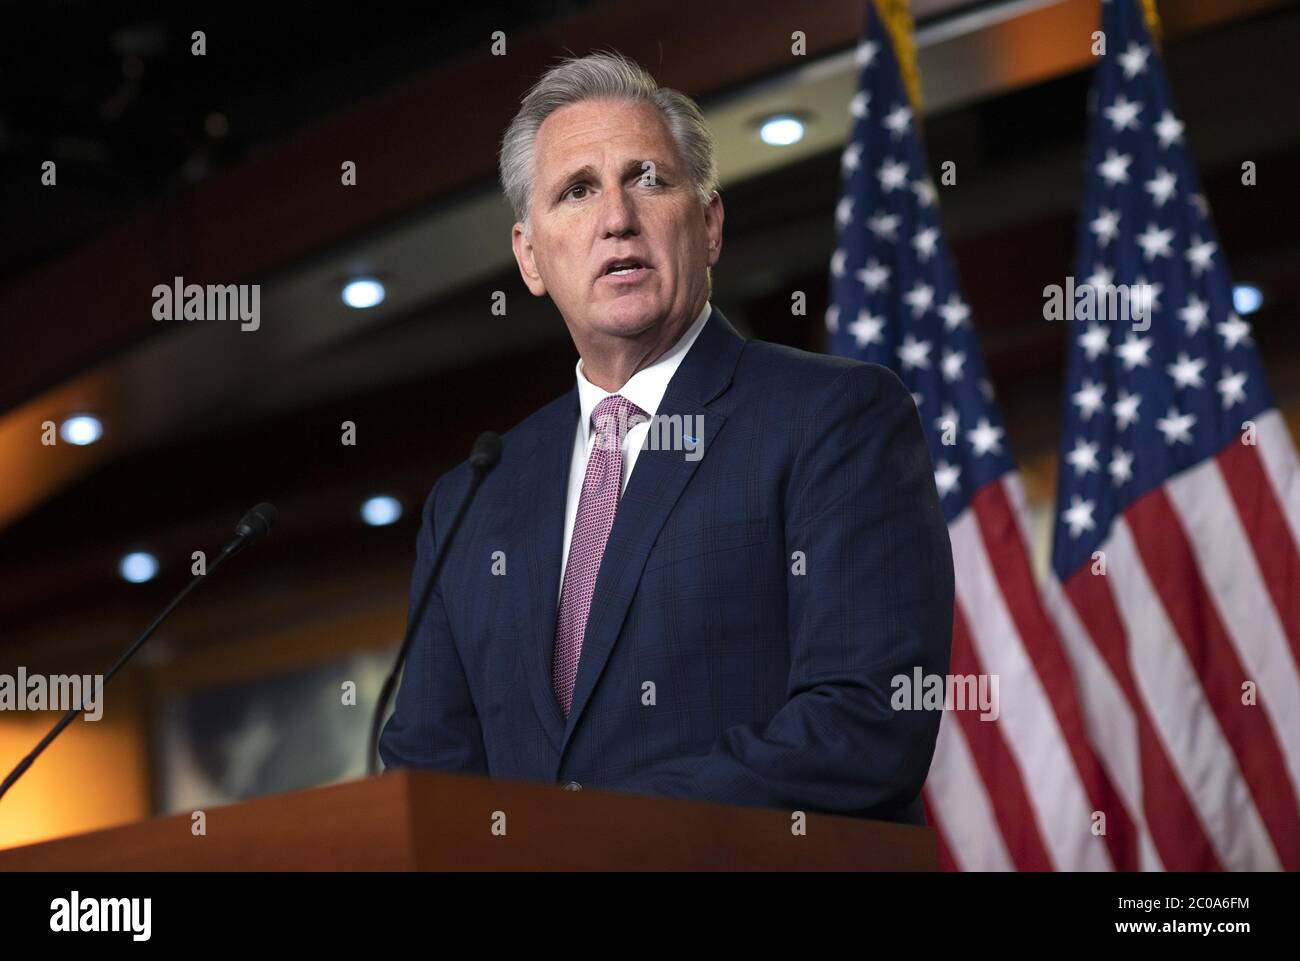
[1044,409,1300,871]
[922,473,1135,871]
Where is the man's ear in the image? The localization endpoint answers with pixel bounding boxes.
[511,222,548,297]
[704,191,725,267]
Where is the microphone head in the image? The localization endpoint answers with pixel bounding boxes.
[470,431,503,471]
[234,502,278,545]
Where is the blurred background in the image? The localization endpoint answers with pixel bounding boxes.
[1,0,1297,849]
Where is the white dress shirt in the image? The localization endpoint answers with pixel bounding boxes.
[557,300,713,597]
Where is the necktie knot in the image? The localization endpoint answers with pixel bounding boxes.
[591,394,647,453]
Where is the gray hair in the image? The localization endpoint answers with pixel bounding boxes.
[498,50,719,235]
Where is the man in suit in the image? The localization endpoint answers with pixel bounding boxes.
[379,52,953,824]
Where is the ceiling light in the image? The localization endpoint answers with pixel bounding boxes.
[119,551,159,584]
[361,495,403,527]
[759,115,806,146]
[60,414,103,446]
[1232,284,1263,316]
[343,277,386,309]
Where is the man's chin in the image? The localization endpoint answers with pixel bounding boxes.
[594,299,665,338]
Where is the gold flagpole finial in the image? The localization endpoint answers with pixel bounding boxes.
[872,0,922,112]
[1139,0,1163,49]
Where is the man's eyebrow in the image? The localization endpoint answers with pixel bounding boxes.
[549,157,671,192]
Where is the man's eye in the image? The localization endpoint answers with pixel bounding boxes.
[563,184,588,201]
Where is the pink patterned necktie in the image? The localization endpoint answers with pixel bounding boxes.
[553,393,647,717]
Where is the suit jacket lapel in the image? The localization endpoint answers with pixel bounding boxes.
[511,388,577,753]
[560,306,745,752]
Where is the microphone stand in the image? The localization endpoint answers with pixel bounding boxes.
[0,503,278,803]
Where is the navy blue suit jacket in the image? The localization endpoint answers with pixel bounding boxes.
[379,306,953,824]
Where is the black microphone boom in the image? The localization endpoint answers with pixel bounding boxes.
[369,432,502,775]
[0,503,279,803]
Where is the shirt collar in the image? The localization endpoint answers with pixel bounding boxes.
[575,300,712,444]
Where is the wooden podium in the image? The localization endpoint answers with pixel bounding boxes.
[0,770,937,870]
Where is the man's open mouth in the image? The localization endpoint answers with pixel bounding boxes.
[599,257,652,279]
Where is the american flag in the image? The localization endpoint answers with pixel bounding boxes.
[1047,0,1299,870]
[826,1,1128,869]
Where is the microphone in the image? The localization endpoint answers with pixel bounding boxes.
[469,431,503,470]
[0,503,279,802]
[369,432,502,775]
[233,502,278,549]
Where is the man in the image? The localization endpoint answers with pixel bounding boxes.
[379,51,953,824]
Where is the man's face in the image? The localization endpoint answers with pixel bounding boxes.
[511,98,723,345]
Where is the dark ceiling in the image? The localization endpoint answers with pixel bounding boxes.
[1,0,606,279]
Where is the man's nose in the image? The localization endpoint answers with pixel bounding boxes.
[600,185,638,236]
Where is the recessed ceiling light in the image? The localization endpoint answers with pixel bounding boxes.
[343,277,386,309]
[361,495,403,527]
[759,115,806,146]
[60,414,103,446]
[119,551,159,584]
[1232,284,1263,316]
